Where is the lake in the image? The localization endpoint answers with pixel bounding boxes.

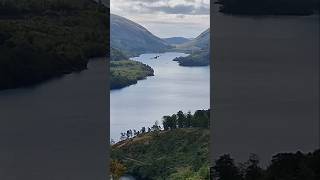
[0,58,107,180]
[110,52,210,141]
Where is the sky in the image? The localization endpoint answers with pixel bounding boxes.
[110,0,210,38]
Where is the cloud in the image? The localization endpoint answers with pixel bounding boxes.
[146,4,209,15]
[110,0,210,38]
[111,0,209,15]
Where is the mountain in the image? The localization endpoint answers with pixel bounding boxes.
[174,28,210,66]
[162,37,191,45]
[111,14,170,56]
[176,28,210,51]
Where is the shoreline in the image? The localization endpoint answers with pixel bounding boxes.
[111,52,190,91]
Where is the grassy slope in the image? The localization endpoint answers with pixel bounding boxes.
[0,0,108,90]
[111,128,210,179]
[110,60,154,90]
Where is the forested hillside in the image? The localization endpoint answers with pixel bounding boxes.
[110,47,128,61]
[173,51,209,66]
[111,110,210,179]
[110,60,154,89]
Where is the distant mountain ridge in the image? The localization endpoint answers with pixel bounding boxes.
[174,28,210,66]
[162,37,191,45]
[110,14,170,56]
[176,28,209,51]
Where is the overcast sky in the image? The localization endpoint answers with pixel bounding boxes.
[110,0,210,38]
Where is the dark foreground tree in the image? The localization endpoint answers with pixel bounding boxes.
[213,150,320,180]
[213,154,243,180]
[244,154,263,180]
[177,110,186,128]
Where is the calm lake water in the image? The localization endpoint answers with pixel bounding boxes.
[110,52,210,141]
[0,58,107,180]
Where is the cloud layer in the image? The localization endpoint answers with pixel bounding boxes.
[112,0,209,15]
[111,0,210,38]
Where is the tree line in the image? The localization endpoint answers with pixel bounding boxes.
[212,150,320,180]
[114,110,210,143]
[163,110,210,130]
[116,121,161,142]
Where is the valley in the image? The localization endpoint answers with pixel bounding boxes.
[109,11,211,179]
[109,14,210,89]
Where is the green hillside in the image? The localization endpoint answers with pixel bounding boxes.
[0,0,108,90]
[111,128,210,180]
[111,110,210,180]
[174,51,209,66]
[110,47,128,61]
[110,60,154,89]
